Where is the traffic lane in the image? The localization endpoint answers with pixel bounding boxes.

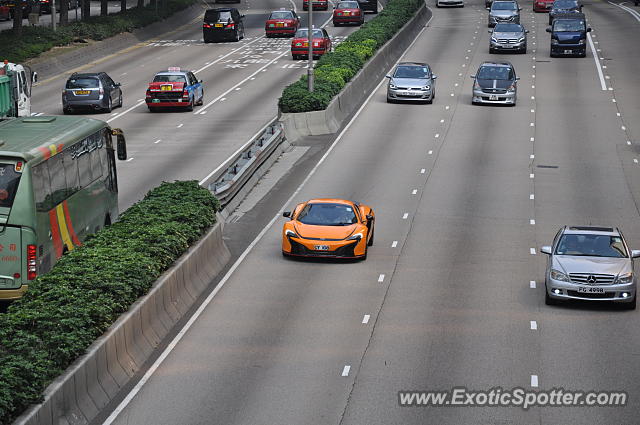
[580,1,640,157]
[532,10,640,425]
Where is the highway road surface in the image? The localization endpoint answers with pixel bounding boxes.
[83,0,640,424]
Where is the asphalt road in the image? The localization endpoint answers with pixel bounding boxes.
[29,0,369,208]
[95,0,640,424]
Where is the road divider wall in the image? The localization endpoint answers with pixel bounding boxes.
[279,1,430,141]
[4,181,231,425]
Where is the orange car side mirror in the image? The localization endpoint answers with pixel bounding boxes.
[366,214,373,221]
[283,211,291,218]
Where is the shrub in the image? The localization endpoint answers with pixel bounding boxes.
[0,0,198,63]
[0,181,219,423]
[278,0,423,113]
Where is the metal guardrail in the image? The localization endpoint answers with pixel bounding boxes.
[208,118,285,207]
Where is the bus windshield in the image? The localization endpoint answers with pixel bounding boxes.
[0,162,21,208]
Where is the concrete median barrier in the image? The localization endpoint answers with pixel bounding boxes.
[14,219,231,425]
[280,4,432,142]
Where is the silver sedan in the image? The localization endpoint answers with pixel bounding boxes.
[489,23,528,54]
[541,226,639,309]
[386,62,437,104]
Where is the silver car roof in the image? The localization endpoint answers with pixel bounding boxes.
[562,226,620,236]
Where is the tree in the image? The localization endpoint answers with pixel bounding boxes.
[100,0,107,15]
[137,0,143,8]
[81,0,90,20]
[60,0,69,25]
[121,0,126,13]
[12,1,23,36]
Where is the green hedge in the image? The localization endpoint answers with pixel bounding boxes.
[0,181,220,423]
[278,0,423,113]
[0,0,198,63]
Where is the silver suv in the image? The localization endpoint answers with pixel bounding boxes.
[488,1,521,27]
[489,23,528,54]
[541,226,640,309]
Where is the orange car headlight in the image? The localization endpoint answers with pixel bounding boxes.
[285,229,298,238]
[346,232,363,241]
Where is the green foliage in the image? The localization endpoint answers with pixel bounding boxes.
[278,0,423,113]
[0,181,219,423]
[0,0,198,63]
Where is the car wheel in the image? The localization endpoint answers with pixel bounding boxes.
[367,226,374,246]
[118,93,123,108]
[489,48,495,54]
[386,97,394,103]
[624,297,637,310]
[197,91,204,106]
[148,107,156,113]
[186,98,194,112]
[104,97,112,113]
[521,47,527,54]
[63,108,71,115]
[548,17,552,24]
[545,289,558,306]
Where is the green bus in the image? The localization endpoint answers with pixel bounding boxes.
[0,115,127,300]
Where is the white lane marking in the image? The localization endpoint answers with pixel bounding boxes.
[342,365,351,377]
[622,125,627,130]
[154,139,161,144]
[177,123,183,128]
[634,159,639,164]
[126,157,134,162]
[530,122,534,127]
[530,194,535,200]
[530,154,535,159]
[531,375,539,387]
[530,320,538,330]
[587,33,607,91]
[530,137,535,142]
[435,133,440,138]
[530,280,536,288]
[101,18,436,425]
[235,87,241,91]
[391,241,398,248]
[446,106,450,110]
[412,189,418,195]
[440,119,445,123]
[402,213,409,220]
[530,173,534,179]
[378,274,385,283]
[531,96,535,100]
[137,98,144,102]
[617,112,621,116]
[428,150,433,155]
[362,314,370,324]
[613,99,617,103]
[530,248,536,255]
[421,168,426,174]
[530,219,535,225]
[194,36,265,74]
[106,100,145,123]
[627,141,632,145]
[220,98,226,102]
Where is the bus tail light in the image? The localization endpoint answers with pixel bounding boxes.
[27,244,37,281]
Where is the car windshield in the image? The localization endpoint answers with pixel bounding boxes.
[494,23,522,32]
[492,2,517,10]
[295,29,324,38]
[153,74,187,83]
[553,0,577,8]
[66,77,99,89]
[477,66,513,80]
[269,11,293,19]
[337,1,359,7]
[553,19,584,31]
[394,65,429,79]
[205,10,232,21]
[0,163,21,208]
[297,203,358,226]
[555,234,628,258]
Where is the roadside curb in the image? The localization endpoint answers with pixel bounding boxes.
[279,3,431,142]
[13,218,231,425]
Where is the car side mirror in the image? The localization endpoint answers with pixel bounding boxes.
[470,75,476,79]
[241,14,245,18]
[31,72,38,83]
[115,82,121,87]
[385,74,391,78]
[632,250,640,258]
[115,131,127,161]
[518,7,522,10]
[587,27,592,32]
[283,211,291,218]
[541,246,552,255]
[546,27,552,32]
[432,74,437,79]
[525,30,529,33]
[199,79,203,83]
[488,29,492,33]
[515,77,520,80]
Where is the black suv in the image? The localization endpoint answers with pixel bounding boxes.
[203,8,245,42]
[548,0,581,25]
[62,72,122,114]
[356,0,378,12]
[546,13,590,57]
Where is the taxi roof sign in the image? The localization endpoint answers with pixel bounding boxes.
[167,67,181,72]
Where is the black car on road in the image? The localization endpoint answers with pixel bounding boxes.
[546,13,590,57]
[62,72,122,114]
[203,8,245,42]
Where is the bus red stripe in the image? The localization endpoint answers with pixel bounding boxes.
[49,210,63,259]
[38,147,51,160]
[62,201,81,246]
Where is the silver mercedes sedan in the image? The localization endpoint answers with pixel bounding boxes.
[489,23,528,54]
[386,62,437,104]
[541,226,640,309]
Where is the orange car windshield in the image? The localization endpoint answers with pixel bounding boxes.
[297,203,358,226]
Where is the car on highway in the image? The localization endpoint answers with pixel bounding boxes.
[437,0,464,7]
[145,67,204,112]
[386,62,437,103]
[533,0,553,12]
[282,199,375,260]
[356,0,378,13]
[471,61,519,105]
[303,0,329,11]
[203,7,245,42]
[333,1,364,26]
[62,72,122,114]
[488,1,521,27]
[541,226,639,309]
[291,28,332,60]
[548,0,581,24]
[265,9,300,37]
[546,13,589,57]
[489,23,528,54]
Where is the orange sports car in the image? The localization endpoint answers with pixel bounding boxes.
[282,199,375,259]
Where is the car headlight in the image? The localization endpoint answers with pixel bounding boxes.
[551,39,559,45]
[389,83,397,89]
[347,232,363,241]
[616,272,633,284]
[422,85,430,90]
[550,269,570,282]
[490,37,498,43]
[517,37,525,43]
[285,229,297,238]
[578,39,585,45]
[507,83,516,92]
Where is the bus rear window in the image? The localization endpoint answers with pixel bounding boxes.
[0,164,21,208]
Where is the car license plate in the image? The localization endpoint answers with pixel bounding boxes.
[215,23,223,27]
[152,99,161,103]
[314,245,330,251]
[160,85,172,91]
[577,287,605,293]
[344,11,350,15]
[276,22,284,27]
[564,49,572,54]
[74,90,90,95]
[490,95,498,100]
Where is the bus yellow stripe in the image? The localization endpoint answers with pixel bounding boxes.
[49,144,58,156]
[56,204,74,251]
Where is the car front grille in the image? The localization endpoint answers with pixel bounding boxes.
[495,16,515,21]
[567,290,614,299]
[482,88,507,94]
[289,239,357,257]
[497,38,518,43]
[569,273,616,284]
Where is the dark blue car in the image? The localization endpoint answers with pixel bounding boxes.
[546,13,590,57]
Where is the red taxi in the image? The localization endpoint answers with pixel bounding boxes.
[333,1,364,26]
[533,0,553,12]
[145,67,204,112]
[291,28,332,60]
[265,9,300,37]
[303,0,328,10]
